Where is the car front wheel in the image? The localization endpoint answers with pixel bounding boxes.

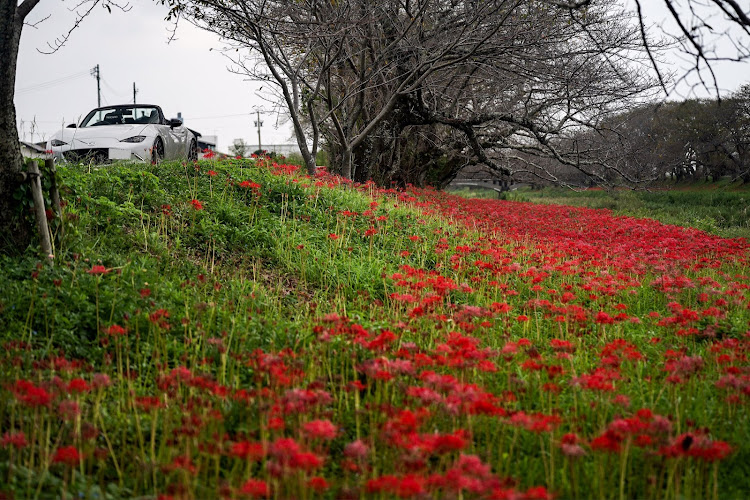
[151,138,164,164]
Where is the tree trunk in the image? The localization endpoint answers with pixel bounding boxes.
[0,0,31,253]
[341,147,353,180]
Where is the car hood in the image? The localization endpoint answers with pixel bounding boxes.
[51,124,153,145]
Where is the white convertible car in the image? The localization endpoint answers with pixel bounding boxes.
[47,104,199,164]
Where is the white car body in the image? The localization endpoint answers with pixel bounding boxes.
[47,104,198,163]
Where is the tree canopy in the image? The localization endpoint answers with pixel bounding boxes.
[182,0,665,186]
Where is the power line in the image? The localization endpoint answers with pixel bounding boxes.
[16,71,89,94]
[188,112,253,121]
[101,78,129,101]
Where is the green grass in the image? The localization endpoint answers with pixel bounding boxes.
[0,161,748,499]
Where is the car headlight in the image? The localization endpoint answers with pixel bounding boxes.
[50,139,67,147]
[120,136,146,143]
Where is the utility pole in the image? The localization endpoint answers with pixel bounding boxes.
[133,82,138,104]
[90,64,101,107]
[253,111,263,153]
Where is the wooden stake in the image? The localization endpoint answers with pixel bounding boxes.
[46,158,64,239]
[46,159,61,214]
[27,161,53,259]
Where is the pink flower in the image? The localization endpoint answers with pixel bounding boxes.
[344,439,370,459]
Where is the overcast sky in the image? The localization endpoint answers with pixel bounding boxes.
[14,1,750,152]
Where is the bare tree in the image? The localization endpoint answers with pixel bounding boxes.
[180,0,350,174]
[176,0,665,186]
[309,1,663,186]
[561,0,750,97]
[229,138,249,158]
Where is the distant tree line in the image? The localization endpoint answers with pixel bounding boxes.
[540,84,750,187]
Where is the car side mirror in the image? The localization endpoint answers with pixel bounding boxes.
[169,118,183,128]
[66,123,77,128]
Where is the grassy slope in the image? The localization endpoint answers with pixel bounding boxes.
[0,161,748,499]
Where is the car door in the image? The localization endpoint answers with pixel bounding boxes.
[159,120,178,160]
[168,122,189,160]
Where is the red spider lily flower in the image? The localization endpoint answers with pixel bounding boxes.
[612,394,631,408]
[328,233,339,240]
[523,486,554,500]
[202,148,215,159]
[239,479,269,498]
[166,455,197,474]
[510,412,562,434]
[367,474,426,498]
[590,430,622,453]
[104,324,127,336]
[149,309,170,324]
[365,330,397,351]
[11,380,51,407]
[67,378,91,394]
[477,360,498,372]
[239,180,262,190]
[52,446,82,466]
[88,265,110,275]
[160,204,172,216]
[396,475,426,498]
[303,419,338,440]
[659,433,733,462]
[58,400,81,421]
[595,311,615,324]
[135,396,164,412]
[207,170,218,177]
[550,339,576,353]
[432,430,470,454]
[307,476,329,493]
[269,437,301,465]
[268,416,285,430]
[190,199,204,210]
[1,431,28,449]
[490,302,512,314]
[290,451,323,471]
[229,441,265,461]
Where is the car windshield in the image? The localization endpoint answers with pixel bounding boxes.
[80,106,162,127]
